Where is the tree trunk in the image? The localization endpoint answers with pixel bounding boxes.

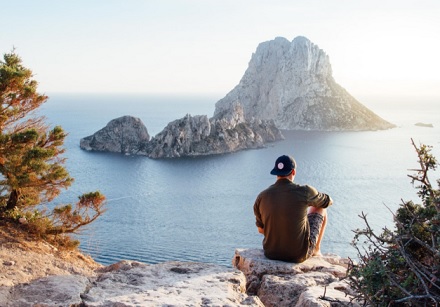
[6,189,19,211]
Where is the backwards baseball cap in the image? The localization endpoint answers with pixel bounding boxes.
[270,155,296,176]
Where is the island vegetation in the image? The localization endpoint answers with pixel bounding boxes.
[0,51,105,249]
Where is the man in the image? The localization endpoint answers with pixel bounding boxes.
[253,155,333,263]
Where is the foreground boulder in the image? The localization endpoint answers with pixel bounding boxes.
[214,36,394,131]
[80,115,150,154]
[233,248,360,306]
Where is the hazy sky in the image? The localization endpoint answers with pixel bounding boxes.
[1,0,439,99]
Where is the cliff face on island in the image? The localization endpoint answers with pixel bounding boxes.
[214,36,394,131]
[146,103,283,158]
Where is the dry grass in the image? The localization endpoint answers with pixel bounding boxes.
[0,220,102,287]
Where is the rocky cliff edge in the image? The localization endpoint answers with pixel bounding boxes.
[0,226,360,307]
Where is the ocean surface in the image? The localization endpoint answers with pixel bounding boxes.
[39,93,440,267]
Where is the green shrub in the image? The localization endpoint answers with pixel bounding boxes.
[348,139,440,306]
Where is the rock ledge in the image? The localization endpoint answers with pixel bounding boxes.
[233,248,360,306]
[2,260,263,306]
[1,245,362,306]
[1,222,359,307]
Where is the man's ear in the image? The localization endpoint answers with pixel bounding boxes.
[291,169,296,176]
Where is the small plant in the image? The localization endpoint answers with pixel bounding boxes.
[348,139,440,306]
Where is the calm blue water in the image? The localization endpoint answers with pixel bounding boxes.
[39,93,440,266]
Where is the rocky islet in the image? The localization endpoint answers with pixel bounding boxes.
[80,104,283,158]
[80,36,394,158]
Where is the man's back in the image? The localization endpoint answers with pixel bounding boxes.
[254,178,311,262]
[254,155,332,263]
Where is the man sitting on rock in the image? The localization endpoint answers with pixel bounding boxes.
[253,155,333,263]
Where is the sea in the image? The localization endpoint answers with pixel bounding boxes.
[38,93,440,267]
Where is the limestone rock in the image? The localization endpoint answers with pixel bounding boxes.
[2,237,365,307]
[214,36,395,131]
[80,115,150,155]
[80,106,283,158]
[233,248,360,307]
[146,111,283,158]
[2,259,264,306]
[146,114,212,158]
[82,260,263,306]
[7,275,90,307]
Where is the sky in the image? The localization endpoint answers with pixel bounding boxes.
[1,0,439,100]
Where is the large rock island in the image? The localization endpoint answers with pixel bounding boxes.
[214,36,394,131]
